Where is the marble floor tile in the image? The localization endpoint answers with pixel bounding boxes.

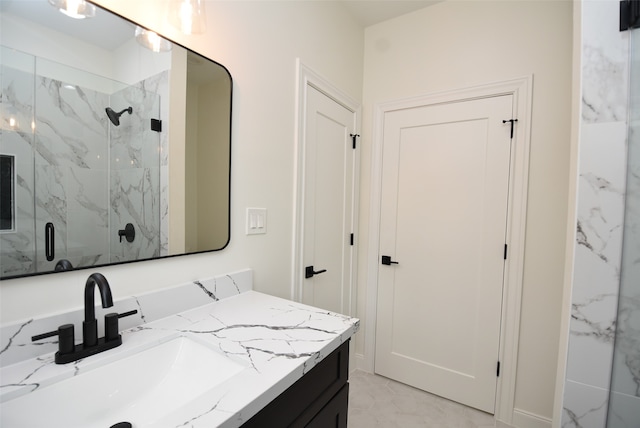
[348,370,501,428]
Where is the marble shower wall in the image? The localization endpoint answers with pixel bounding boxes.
[0,49,37,277]
[607,28,640,427]
[562,1,630,427]
[108,71,168,263]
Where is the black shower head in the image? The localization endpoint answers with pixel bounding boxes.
[105,106,133,126]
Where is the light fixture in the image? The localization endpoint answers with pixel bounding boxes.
[48,0,96,19]
[135,26,172,53]
[168,0,206,35]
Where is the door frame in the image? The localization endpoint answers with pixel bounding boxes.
[364,76,533,424]
[292,59,361,317]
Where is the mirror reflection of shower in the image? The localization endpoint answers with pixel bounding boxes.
[105,106,133,126]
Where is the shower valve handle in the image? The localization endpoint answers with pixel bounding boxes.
[118,223,135,243]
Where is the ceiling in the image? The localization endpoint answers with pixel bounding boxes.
[0,0,442,52]
[341,0,442,27]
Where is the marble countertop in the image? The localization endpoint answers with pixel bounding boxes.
[0,291,359,427]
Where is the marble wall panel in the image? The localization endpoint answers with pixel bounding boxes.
[0,60,37,277]
[108,72,165,263]
[563,0,630,427]
[607,32,640,425]
[33,75,109,272]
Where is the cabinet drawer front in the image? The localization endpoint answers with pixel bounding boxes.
[243,340,349,427]
[305,383,349,428]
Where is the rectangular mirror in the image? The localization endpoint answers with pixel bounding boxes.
[0,0,232,279]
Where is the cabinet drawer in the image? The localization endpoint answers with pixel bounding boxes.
[242,340,349,427]
[305,383,349,428]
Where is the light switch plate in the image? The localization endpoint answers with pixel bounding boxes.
[246,208,267,235]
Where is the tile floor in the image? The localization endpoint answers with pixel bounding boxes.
[348,370,510,428]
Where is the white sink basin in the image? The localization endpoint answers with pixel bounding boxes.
[0,335,247,427]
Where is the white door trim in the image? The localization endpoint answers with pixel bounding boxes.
[292,59,361,317]
[364,76,533,424]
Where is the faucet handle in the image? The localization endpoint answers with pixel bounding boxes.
[104,313,120,342]
[104,310,138,342]
[32,324,75,355]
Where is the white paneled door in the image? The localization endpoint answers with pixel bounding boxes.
[301,86,357,315]
[375,95,513,413]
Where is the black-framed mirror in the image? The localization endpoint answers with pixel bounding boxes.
[0,0,232,280]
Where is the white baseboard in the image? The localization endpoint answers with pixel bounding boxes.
[351,352,367,373]
[512,409,552,428]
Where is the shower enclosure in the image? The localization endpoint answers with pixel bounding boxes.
[606,16,640,428]
[0,46,163,277]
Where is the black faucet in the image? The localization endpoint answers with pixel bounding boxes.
[83,273,114,347]
[31,273,137,364]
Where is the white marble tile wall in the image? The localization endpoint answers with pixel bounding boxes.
[0,51,37,277]
[562,1,630,427]
[607,33,640,426]
[0,268,252,368]
[149,70,170,257]
[108,72,166,263]
[35,76,110,272]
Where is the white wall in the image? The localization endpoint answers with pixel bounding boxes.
[0,0,364,322]
[357,0,573,423]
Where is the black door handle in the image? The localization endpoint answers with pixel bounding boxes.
[45,222,55,261]
[305,266,327,279]
[381,255,399,265]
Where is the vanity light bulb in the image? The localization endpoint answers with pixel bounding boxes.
[48,0,96,19]
[135,26,172,53]
[169,0,206,35]
[148,32,162,52]
[31,120,36,131]
[9,117,17,128]
[180,1,194,35]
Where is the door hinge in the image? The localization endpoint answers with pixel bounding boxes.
[350,133,360,149]
[497,361,501,377]
[151,118,162,132]
[350,233,354,246]
[504,244,508,260]
[502,118,518,139]
[620,0,640,31]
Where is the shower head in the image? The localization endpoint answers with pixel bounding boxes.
[105,106,133,126]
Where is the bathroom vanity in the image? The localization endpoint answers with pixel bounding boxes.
[0,272,359,427]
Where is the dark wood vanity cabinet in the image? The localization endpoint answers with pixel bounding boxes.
[242,340,350,428]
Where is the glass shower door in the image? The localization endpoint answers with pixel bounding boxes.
[606,23,640,428]
[0,47,36,277]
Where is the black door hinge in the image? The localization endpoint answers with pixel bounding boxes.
[350,233,354,246]
[151,118,162,132]
[497,361,501,377]
[502,119,518,139]
[504,244,508,260]
[350,133,360,149]
[620,0,640,31]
